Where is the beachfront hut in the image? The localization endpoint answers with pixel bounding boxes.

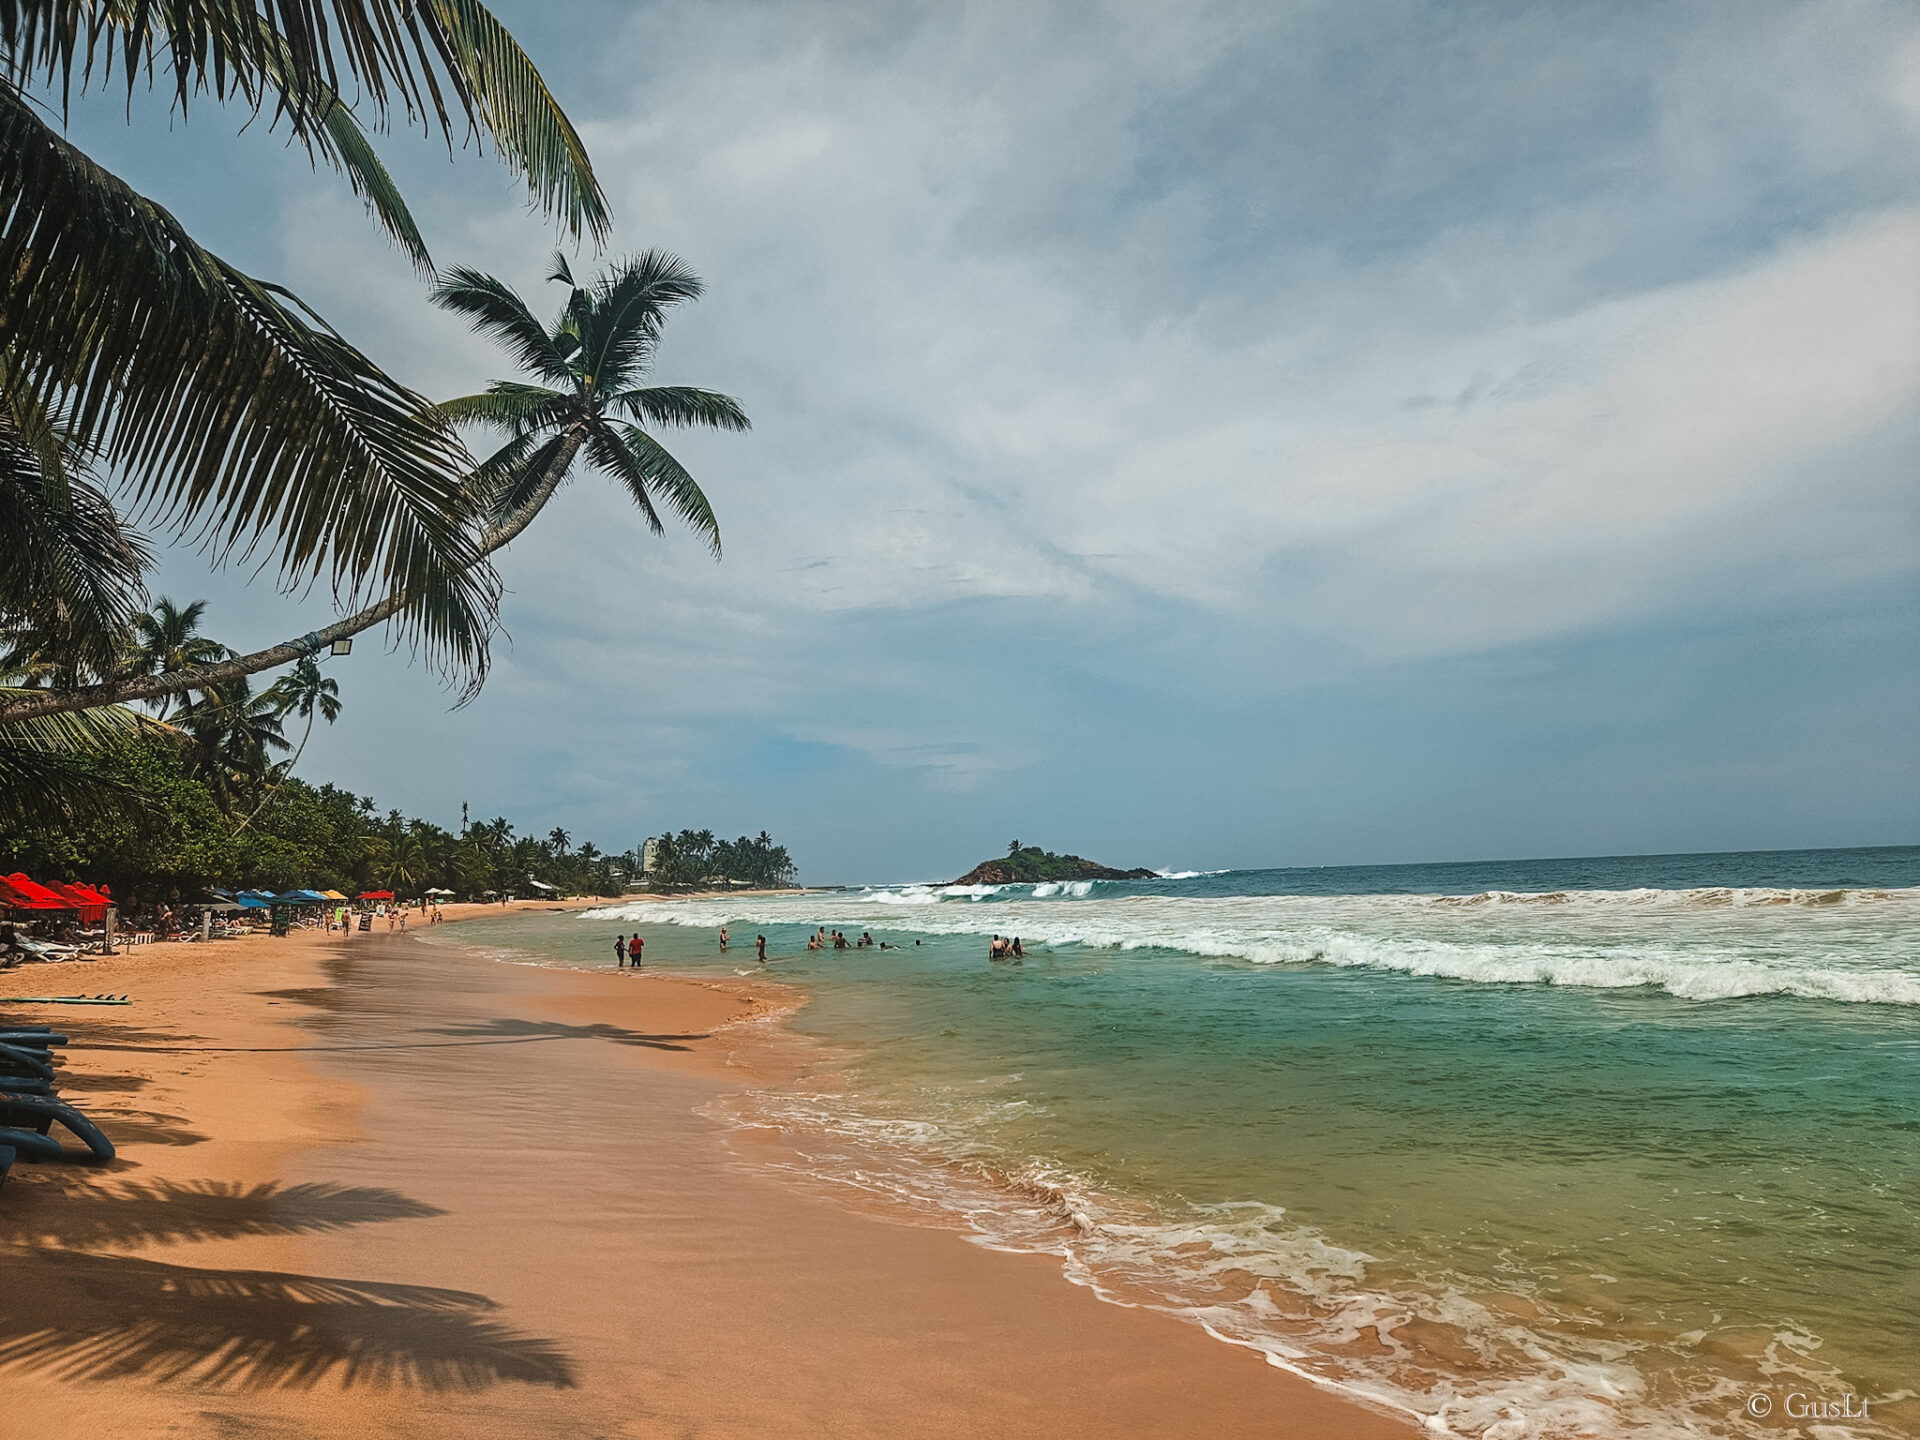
[525,879,559,896]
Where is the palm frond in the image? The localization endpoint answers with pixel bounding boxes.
[483,430,572,526]
[312,94,434,273]
[0,410,151,681]
[0,695,157,830]
[589,422,721,557]
[428,382,570,434]
[431,267,577,384]
[0,85,499,682]
[580,251,705,392]
[236,10,434,273]
[419,0,610,244]
[0,0,609,242]
[612,386,751,433]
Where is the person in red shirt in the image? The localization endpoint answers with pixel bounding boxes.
[628,933,644,968]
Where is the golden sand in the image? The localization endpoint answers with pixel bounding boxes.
[1,912,1414,1438]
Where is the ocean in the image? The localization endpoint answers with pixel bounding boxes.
[428,846,1919,1439]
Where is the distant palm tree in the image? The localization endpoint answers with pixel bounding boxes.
[235,657,344,832]
[429,252,748,557]
[126,599,230,720]
[548,827,571,854]
[182,676,290,814]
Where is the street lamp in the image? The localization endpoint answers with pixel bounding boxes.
[330,638,353,656]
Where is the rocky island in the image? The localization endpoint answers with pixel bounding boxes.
[952,843,1158,886]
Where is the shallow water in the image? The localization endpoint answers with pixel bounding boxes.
[433,846,1920,1439]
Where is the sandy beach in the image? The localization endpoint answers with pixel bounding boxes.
[1,913,1415,1439]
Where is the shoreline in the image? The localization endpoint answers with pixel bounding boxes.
[1,921,1416,1438]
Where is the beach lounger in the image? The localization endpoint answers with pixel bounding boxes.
[0,1042,56,1081]
[0,1125,67,1186]
[0,1093,115,1161]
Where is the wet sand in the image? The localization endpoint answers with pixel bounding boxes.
[2,922,1416,1438]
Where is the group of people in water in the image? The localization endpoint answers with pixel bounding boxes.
[807,927,893,951]
[608,925,1027,968]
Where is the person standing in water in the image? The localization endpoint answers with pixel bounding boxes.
[719,926,730,953]
[628,933,644,968]
[756,934,767,964]
[614,934,627,968]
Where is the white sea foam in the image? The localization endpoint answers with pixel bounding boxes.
[706,1083,1879,1440]
[583,885,1920,1007]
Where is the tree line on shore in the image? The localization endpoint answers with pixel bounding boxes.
[2,592,795,901]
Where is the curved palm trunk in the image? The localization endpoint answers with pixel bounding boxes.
[232,708,316,834]
[0,426,588,725]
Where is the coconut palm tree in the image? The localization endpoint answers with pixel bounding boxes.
[0,1,610,721]
[182,676,291,814]
[428,252,749,557]
[233,657,344,831]
[548,827,571,855]
[124,600,231,720]
[0,250,753,729]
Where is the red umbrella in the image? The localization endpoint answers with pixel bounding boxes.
[48,883,110,923]
[356,890,394,900]
[3,874,77,910]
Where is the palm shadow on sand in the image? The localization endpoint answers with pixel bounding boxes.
[0,1249,576,1391]
[420,1018,707,1052]
[1,1178,446,1250]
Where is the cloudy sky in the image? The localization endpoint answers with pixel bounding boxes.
[64,0,1920,881]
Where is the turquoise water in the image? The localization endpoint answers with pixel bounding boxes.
[437,847,1920,1439]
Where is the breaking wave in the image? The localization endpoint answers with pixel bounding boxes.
[584,885,1920,1007]
[705,1083,1885,1439]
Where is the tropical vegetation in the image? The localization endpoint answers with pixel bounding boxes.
[1,4,753,860]
[1,0,610,721]
[643,830,797,892]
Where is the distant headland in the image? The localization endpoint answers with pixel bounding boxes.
[952,843,1158,886]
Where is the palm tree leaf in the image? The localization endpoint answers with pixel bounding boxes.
[589,422,721,557]
[431,267,577,385]
[0,416,151,682]
[0,85,499,683]
[0,695,159,830]
[1,0,609,242]
[579,251,705,392]
[428,382,570,434]
[311,95,434,274]
[482,430,572,527]
[233,9,434,274]
[418,0,610,244]
[612,386,751,433]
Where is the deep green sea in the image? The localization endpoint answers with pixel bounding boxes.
[428,846,1919,1439]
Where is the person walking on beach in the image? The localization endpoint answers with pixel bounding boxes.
[756,934,767,964]
[614,934,627,968]
[628,933,644,968]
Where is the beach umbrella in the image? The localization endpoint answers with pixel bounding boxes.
[2,874,77,910]
[46,883,109,923]
[356,890,394,901]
